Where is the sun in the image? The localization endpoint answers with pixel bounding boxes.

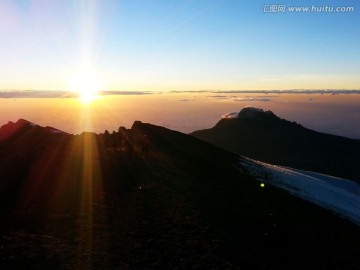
[69,70,103,103]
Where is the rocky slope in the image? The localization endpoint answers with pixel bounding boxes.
[0,120,359,269]
[191,107,360,182]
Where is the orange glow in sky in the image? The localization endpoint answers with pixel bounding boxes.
[1,92,360,139]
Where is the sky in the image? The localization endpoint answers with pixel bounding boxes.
[1,0,360,91]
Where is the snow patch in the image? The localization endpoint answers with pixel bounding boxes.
[238,157,360,225]
[222,112,239,119]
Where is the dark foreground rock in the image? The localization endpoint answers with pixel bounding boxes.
[0,120,359,269]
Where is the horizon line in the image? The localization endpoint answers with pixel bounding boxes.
[1,89,360,98]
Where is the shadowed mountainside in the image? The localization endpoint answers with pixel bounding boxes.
[0,119,359,269]
[191,107,360,182]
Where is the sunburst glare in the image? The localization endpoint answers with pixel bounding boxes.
[68,69,104,104]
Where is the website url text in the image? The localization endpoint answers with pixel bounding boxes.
[261,5,355,13]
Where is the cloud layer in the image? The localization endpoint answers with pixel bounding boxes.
[1,89,360,99]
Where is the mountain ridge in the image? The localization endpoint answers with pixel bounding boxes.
[0,119,68,141]
[191,107,360,182]
[0,119,359,269]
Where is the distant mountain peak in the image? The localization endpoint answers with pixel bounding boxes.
[17,118,31,124]
[240,106,279,119]
[0,119,32,140]
[239,106,264,114]
[217,107,281,129]
[222,107,277,121]
[0,119,67,140]
[17,118,36,127]
[3,118,32,127]
[191,107,360,182]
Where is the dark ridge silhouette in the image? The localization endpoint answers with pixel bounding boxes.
[0,119,68,141]
[0,119,359,269]
[0,119,34,141]
[191,107,360,182]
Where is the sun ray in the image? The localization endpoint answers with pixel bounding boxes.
[68,69,104,104]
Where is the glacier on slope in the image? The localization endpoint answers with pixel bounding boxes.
[238,157,360,225]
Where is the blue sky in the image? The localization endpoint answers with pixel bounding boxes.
[1,0,359,91]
